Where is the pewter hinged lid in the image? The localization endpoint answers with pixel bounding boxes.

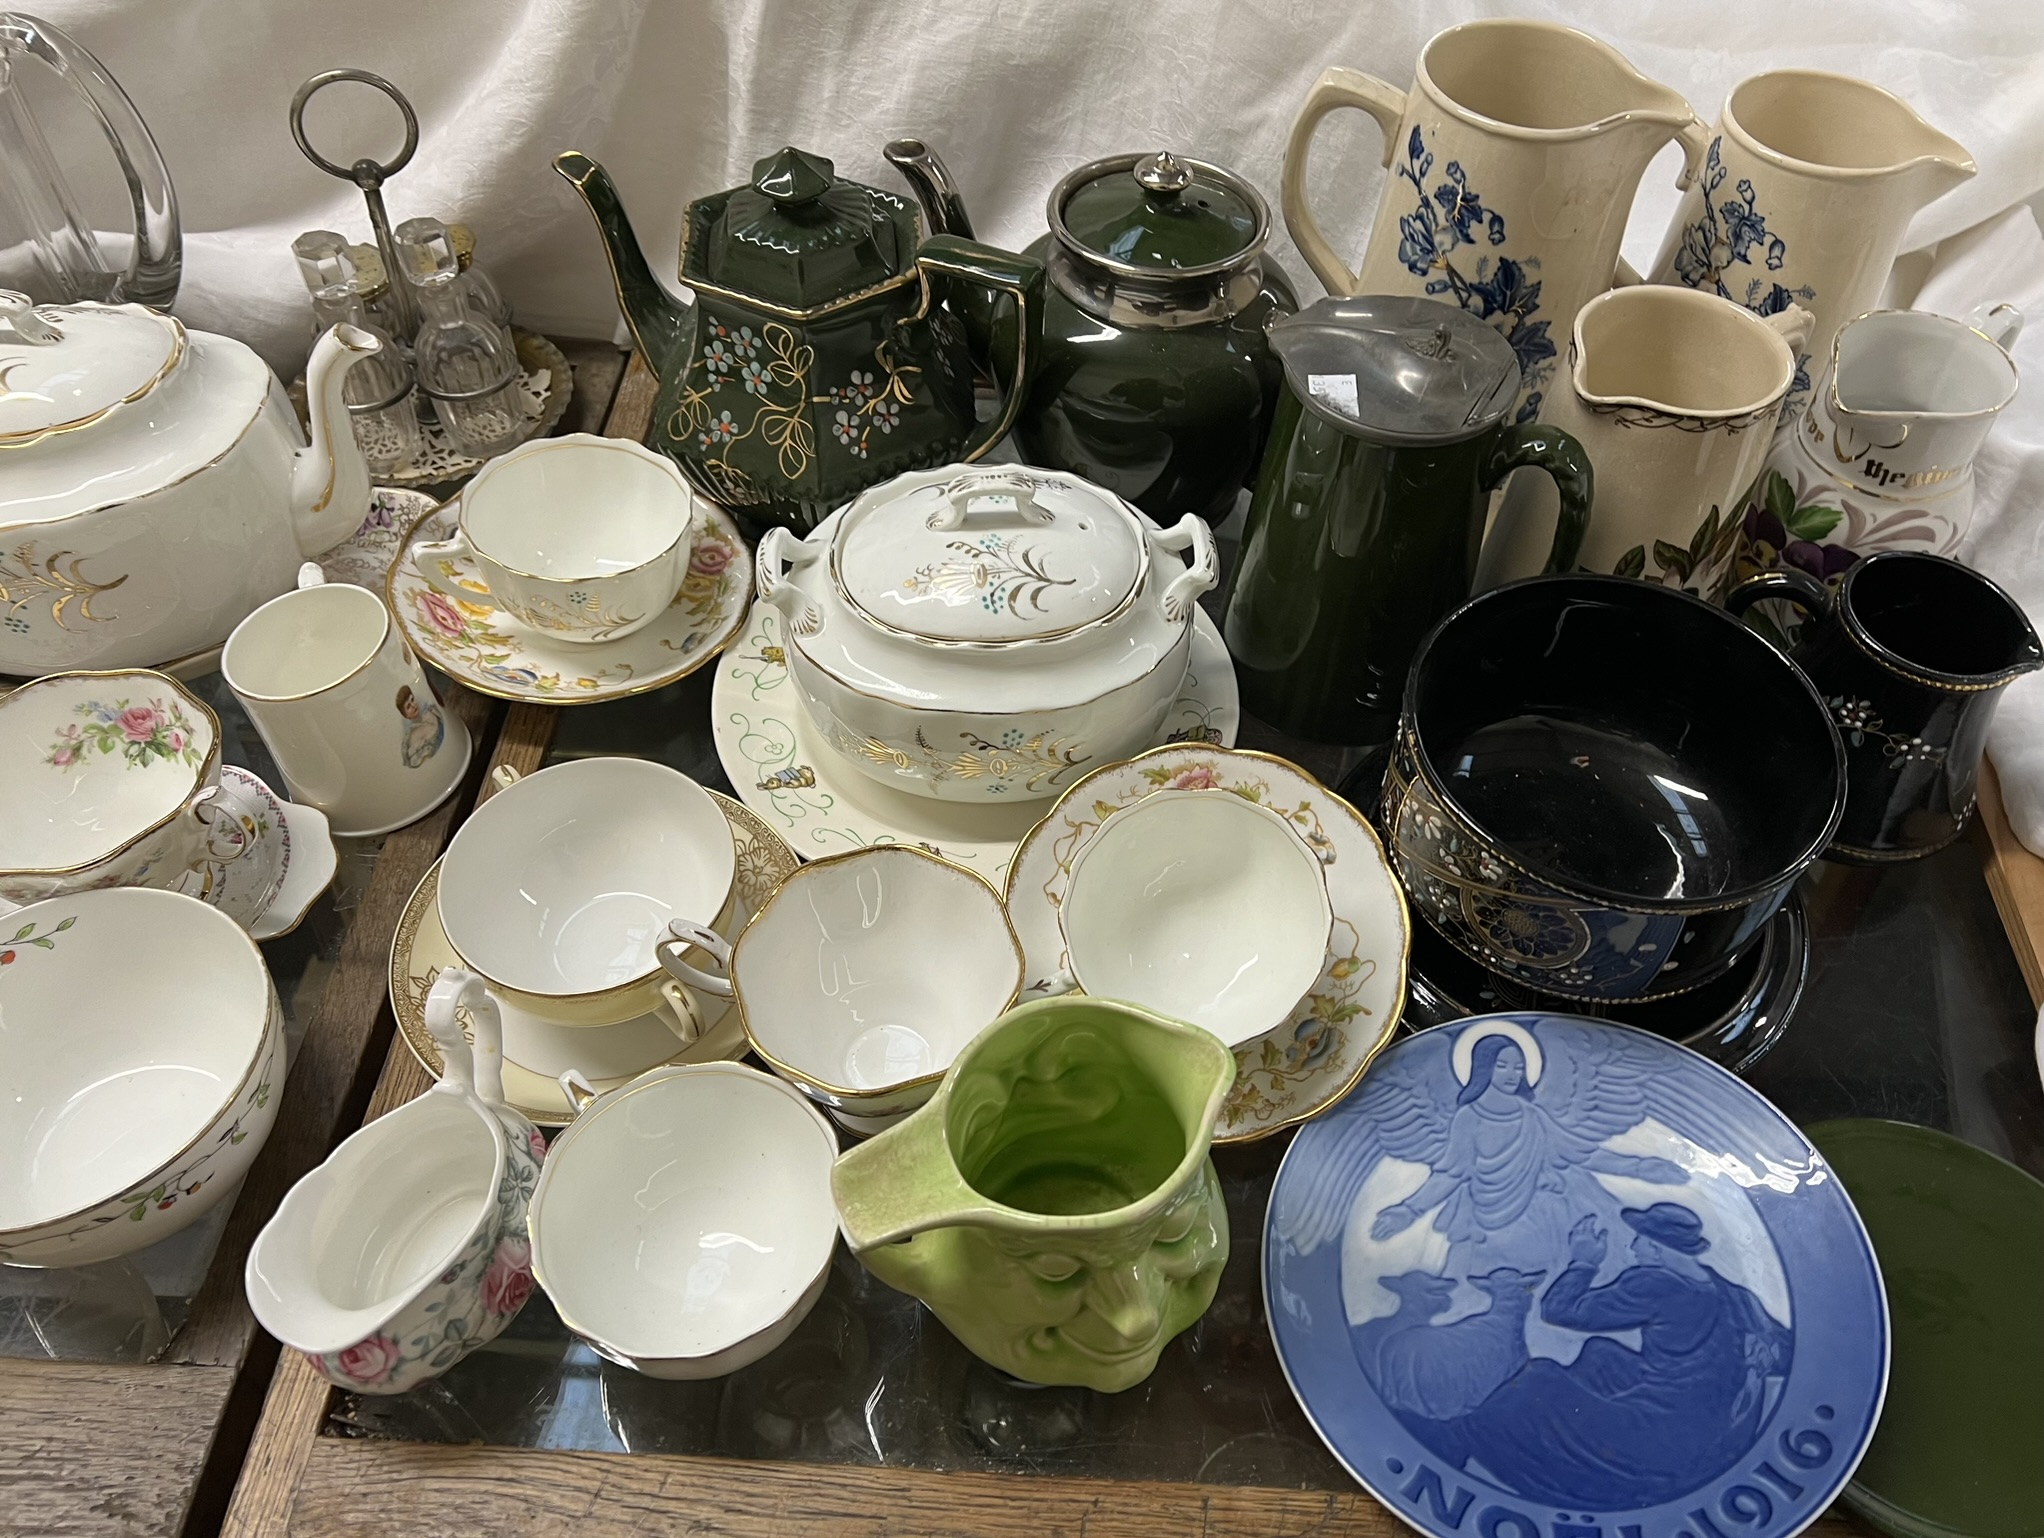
[1050,151,1269,279]
[1271,295,1521,445]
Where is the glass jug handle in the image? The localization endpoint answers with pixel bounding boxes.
[0,13,180,310]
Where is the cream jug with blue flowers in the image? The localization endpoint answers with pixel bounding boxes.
[1649,70,1974,419]
[1282,19,1704,418]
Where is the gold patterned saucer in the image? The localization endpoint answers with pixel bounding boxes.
[390,790,797,1126]
[387,496,751,706]
[1004,745,1410,1143]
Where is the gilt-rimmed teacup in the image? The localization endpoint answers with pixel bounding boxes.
[662,844,1024,1121]
[1050,788,1333,1047]
[529,1061,838,1379]
[437,757,737,1042]
[410,433,701,644]
[0,668,265,906]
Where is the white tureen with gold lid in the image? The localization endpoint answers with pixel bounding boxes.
[0,291,377,674]
[756,464,1218,802]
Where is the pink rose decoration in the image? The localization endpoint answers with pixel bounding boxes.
[481,1236,534,1317]
[118,705,163,741]
[690,540,732,577]
[1168,766,1221,791]
[167,728,187,753]
[335,1333,403,1385]
[416,589,466,638]
[48,747,76,768]
[526,1127,549,1165]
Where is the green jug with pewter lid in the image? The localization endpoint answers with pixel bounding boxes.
[555,146,1043,534]
[888,141,1296,525]
[1222,293,1595,747]
[832,996,1234,1394]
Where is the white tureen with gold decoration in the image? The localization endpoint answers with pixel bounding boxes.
[755,464,1219,803]
[0,291,377,674]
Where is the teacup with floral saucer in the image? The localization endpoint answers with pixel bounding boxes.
[385,495,751,706]
[390,791,799,1126]
[1003,744,1409,1143]
[712,604,1240,882]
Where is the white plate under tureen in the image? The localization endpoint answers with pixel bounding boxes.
[755,464,1219,803]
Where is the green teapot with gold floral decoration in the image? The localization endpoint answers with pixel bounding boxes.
[556,146,1043,534]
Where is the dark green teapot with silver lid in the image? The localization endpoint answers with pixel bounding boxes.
[556,145,1043,534]
[890,144,1295,525]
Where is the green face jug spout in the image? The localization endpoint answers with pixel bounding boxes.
[832,997,1236,1394]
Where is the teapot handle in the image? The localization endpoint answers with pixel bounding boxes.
[1149,514,1220,625]
[1282,66,1407,297]
[908,235,1045,461]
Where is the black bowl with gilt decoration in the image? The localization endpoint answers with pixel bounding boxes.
[1383,575,1843,1002]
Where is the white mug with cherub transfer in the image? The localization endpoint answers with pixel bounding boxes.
[222,562,471,836]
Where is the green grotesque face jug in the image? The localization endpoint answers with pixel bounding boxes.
[831,997,1234,1393]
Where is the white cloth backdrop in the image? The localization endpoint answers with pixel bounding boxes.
[26,0,2044,843]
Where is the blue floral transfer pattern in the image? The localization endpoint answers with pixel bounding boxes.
[1392,126,1556,420]
[1670,138,1817,402]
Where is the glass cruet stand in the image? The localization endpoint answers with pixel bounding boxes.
[395,218,526,460]
[301,247,418,478]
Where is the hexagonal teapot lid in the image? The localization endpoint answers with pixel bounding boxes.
[686,147,912,311]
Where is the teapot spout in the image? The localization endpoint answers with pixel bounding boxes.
[553,151,690,367]
[290,323,377,557]
[884,139,976,238]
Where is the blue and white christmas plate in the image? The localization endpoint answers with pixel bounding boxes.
[1265,1013,1888,1538]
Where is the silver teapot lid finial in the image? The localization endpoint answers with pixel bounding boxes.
[1133,151,1193,194]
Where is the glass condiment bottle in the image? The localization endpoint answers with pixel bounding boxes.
[447,222,511,329]
[301,244,419,478]
[396,216,527,460]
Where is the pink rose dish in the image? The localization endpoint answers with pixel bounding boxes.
[246,969,543,1395]
[0,887,284,1266]
[0,668,271,909]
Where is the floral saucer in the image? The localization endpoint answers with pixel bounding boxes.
[1003,745,1409,1143]
[191,765,338,940]
[712,605,1239,881]
[385,496,752,705]
[390,791,798,1126]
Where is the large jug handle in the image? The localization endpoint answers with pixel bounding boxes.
[1282,66,1407,297]
[0,14,180,310]
[1480,423,1595,575]
[908,235,1045,461]
[831,1107,1001,1251]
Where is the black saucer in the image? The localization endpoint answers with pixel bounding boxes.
[1403,890,1808,1076]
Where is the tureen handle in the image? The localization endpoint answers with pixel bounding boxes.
[755,526,820,629]
[1150,514,1220,626]
[929,469,1053,530]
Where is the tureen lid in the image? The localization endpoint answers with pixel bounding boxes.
[831,468,1148,645]
[1271,294,1521,446]
[0,292,185,448]
[684,147,912,311]
[1050,151,1269,278]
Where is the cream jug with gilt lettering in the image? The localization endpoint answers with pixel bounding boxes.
[1732,305,2021,588]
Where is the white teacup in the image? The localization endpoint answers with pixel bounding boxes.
[0,668,265,906]
[437,757,736,1041]
[662,845,1024,1120]
[1051,788,1333,1047]
[223,564,473,837]
[529,1061,839,1379]
[411,433,701,644]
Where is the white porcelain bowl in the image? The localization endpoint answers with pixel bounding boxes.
[678,845,1022,1119]
[528,1062,839,1378]
[437,757,736,1025]
[1061,788,1333,1047]
[0,887,284,1266]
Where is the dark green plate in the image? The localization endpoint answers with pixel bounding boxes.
[1808,1119,2044,1538]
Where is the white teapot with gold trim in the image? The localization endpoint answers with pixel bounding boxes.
[0,292,378,673]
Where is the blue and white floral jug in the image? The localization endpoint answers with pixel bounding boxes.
[1281,19,1704,419]
[245,969,546,1395]
[1649,70,1974,419]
